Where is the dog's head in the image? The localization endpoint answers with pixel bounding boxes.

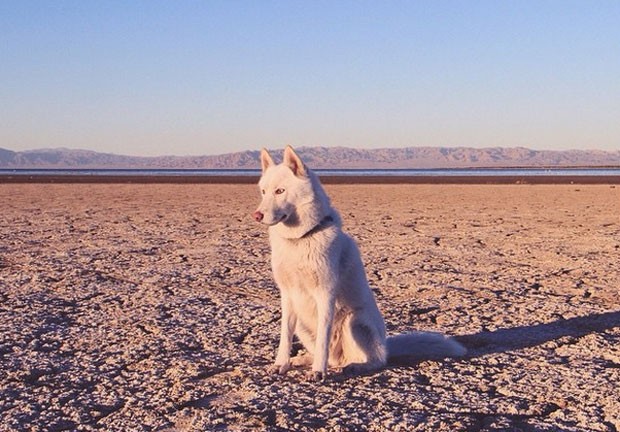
[252,146,312,226]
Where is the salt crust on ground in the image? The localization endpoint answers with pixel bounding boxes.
[1,184,619,431]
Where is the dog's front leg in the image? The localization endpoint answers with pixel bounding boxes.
[269,291,296,375]
[308,290,335,382]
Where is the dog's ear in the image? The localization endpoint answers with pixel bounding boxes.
[283,145,307,177]
[260,148,275,173]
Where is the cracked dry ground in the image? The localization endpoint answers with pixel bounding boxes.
[0,183,619,432]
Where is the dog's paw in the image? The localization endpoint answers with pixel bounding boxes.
[341,364,358,376]
[267,363,290,375]
[306,370,326,382]
[290,353,313,367]
[342,362,379,376]
[342,363,367,376]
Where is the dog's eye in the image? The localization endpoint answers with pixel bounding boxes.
[275,188,285,195]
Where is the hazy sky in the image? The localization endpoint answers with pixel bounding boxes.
[2,1,619,156]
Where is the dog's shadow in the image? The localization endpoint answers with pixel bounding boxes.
[454,310,620,358]
[267,310,620,382]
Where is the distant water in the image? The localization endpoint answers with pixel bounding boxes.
[1,167,620,177]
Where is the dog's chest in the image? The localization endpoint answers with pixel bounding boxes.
[269,236,328,292]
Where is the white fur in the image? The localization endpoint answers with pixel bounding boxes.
[254,146,465,381]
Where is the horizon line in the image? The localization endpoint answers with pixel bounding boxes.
[2,144,620,159]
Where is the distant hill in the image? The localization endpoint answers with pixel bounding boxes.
[1,146,619,169]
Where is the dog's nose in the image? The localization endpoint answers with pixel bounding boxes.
[252,210,264,222]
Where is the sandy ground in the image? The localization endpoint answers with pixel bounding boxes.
[0,182,619,432]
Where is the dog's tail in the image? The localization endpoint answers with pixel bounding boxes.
[386,332,466,363]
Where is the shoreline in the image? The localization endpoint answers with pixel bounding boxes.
[1,174,620,184]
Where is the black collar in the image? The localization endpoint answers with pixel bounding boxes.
[300,215,334,239]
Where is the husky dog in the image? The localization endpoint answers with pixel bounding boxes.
[252,146,465,381]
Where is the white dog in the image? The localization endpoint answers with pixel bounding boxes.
[253,146,465,381]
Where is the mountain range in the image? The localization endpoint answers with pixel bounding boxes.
[1,146,619,169]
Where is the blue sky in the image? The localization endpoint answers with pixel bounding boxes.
[1,1,619,156]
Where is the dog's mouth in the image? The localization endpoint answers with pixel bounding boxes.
[261,213,288,226]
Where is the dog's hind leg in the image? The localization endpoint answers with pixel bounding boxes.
[340,316,387,376]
